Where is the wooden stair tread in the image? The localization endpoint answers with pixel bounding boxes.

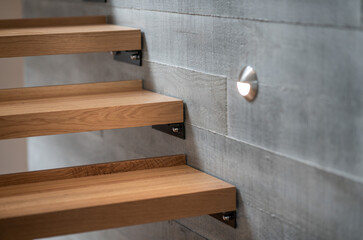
[0,155,236,239]
[0,80,183,139]
[0,165,233,218]
[0,24,137,37]
[0,90,180,116]
[0,16,141,57]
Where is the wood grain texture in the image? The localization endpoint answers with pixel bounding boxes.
[0,155,186,187]
[0,80,142,101]
[0,158,236,240]
[0,16,107,29]
[0,16,141,57]
[0,80,184,139]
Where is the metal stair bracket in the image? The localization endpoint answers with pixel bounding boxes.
[152,123,185,139]
[112,50,142,66]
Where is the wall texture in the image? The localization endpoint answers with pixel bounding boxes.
[22,0,363,239]
[0,0,27,174]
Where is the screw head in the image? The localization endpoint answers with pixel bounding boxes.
[222,215,232,221]
[130,54,140,60]
[172,127,180,133]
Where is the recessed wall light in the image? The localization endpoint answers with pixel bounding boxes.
[237,66,258,101]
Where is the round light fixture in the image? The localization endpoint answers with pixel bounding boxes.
[237,66,258,101]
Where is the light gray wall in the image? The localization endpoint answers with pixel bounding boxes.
[23,1,363,240]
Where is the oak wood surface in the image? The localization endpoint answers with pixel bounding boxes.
[0,16,141,57]
[0,16,107,29]
[0,80,142,101]
[0,155,186,187]
[0,157,236,240]
[0,80,183,139]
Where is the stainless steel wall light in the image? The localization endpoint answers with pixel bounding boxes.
[237,66,258,101]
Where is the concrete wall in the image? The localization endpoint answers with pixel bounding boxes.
[22,1,363,239]
[0,0,27,174]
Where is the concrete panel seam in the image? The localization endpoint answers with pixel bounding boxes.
[173,199,307,237]
[35,0,363,31]
[188,123,363,184]
[175,193,340,240]
[143,59,227,79]
[98,2,362,31]
[170,220,209,240]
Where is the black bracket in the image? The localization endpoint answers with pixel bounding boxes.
[152,123,185,139]
[210,211,236,228]
[112,50,142,66]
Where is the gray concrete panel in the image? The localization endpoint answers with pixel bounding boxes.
[38,0,361,28]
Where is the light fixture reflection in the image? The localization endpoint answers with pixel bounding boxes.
[237,82,251,96]
[237,66,258,101]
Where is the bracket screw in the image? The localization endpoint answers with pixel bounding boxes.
[172,127,180,133]
[130,54,140,60]
[222,213,234,221]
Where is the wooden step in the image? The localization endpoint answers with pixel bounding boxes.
[0,155,236,240]
[0,16,141,58]
[0,80,183,139]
